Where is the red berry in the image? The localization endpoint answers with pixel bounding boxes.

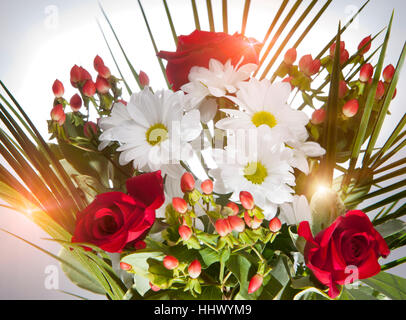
[359,63,373,82]
[244,211,262,229]
[52,79,64,98]
[342,99,359,118]
[83,80,96,97]
[50,104,65,126]
[329,41,345,58]
[358,35,372,55]
[94,55,105,71]
[269,217,282,233]
[84,121,98,138]
[180,172,195,193]
[299,55,321,77]
[139,70,150,87]
[201,179,213,194]
[248,274,263,294]
[188,259,201,279]
[311,108,326,125]
[338,80,348,99]
[227,215,245,233]
[149,282,160,292]
[375,81,385,100]
[95,76,111,94]
[70,93,82,112]
[163,255,179,270]
[226,202,239,216]
[120,262,132,271]
[215,218,232,237]
[172,197,188,214]
[178,225,192,241]
[283,48,297,65]
[382,64,395,83]
[239,191,254,210]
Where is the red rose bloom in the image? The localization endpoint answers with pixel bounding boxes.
[72,171,164,253]
[157,30,262,91]
[298,210,390,298]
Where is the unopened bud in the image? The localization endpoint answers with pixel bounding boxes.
[178,225,192,241]
[358,35,372,55]
[149,282,160,292]
[52,79,64,98]
[239,191,254,210]
[269,217,282,233]
[188,259,201,279]
[139,70,150,87]
[342,99,359,118]
[311,108,326,125]
[172,197,188,214]
[181,172,195,193]
[201,179,213,194]
[382,64,395,83]
[70,94,82,112]
[83,80,96,97]
[163,255,179,270]
[359,63,373,82]
[215,218,232,237]
[95,76,111,94]
[50,104,66,126]
[299,55,321,77]
[84,121,98,138]
[120,262,132,271]
[283,48,297,65]
[338,80,348,99]
[375,80,385,100]
[226,202,239,216]
[248,274,263,294]
[227,215,245,233]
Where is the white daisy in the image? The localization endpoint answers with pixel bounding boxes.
[215,79,309,142]
[98,88,202,171]
[181,58,257,123]
[286,131,326,175]
[209,127,295,219]
[279,195,312,225]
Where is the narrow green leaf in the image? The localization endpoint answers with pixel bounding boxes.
[363,190,406,213]
[162,0,178,46]
[262,0,289,44]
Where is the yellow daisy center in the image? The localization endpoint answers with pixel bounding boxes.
[243,161,268,185]
[145,123,168,146]
[251,111,277,128]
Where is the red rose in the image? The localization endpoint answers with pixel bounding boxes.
[298,210,390,298]
[157,30,262,91]
[72,171,164,253]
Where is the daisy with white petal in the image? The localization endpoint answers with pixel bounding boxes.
[181,58,257,123]
[209,127,295,219]
[279,195,312,225]
[98,88,202,171]
[216,79,308,142]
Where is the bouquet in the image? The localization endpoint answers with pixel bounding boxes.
[0,0,405,300]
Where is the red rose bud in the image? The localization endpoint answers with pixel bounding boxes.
[188,259,201,279]
[358,35,372,55]
[299,55,321,77]
[239,191,254,210]
[83,80,96,97]
[180,172,195,193]
[149,282,161,292]
[283,48,297,65]
[226,202,239,216]
[120,262,132,271]
[70,94,82,112]
[52,79,64,98]
[383,64,395,83]
[359,63,373,82]
[375,80,385,100]
[84,121,98,138]
[338,80,348,99]
[282,76,294,90]
[172,197,188,214]
[215,218,232,237]
[342,99,359,118]
[201,179,213,194]
[311,108,326,125]
[269,217,282,233]
[244,211,262,229]
[95,76,111,94]
[50,104,66,126]
[178,225,192,241]
[163,255,179,270]
[94,55,105,71]
[227,215,245,233]
[248,274,263,294]
[97,65,111,79]
[329,41,345,58]
[139,70,150,87]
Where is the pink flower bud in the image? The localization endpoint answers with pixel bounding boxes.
[342,99,359,117]
[181,172,195,193]
[227,215,245,233]
[149,282,160,292]
[50,104,66,126]
[359,63,373,82]
[83,80,96,97]
[215,218,232,237]
[201,179,213,194]
[95,76,111,94]
[178,225,192,241]
[84,121,98,138]
[139,70,150,87]
[70,94,82,112]
[375,80,385,100]
[358,35,372,55]
[248,274,263,294]
[269,217,282,233]
[52,79,64,98]
[226,202,239,216]
[70,65,82,85]
[283,48,297,65]
[311,108,326,125]
[163,255,179,270]
[97,65,111,79]
[120,262,132,271]
[239,191,254,210]
[299,55,321,77]
[188,259,201,279]
[94,55,105,71]
[282,76,294,90]
[329,41,345,58]
[244,211,262,229]
[382,64,395,83]
[172,197,188,214]
[338,80,348,99]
